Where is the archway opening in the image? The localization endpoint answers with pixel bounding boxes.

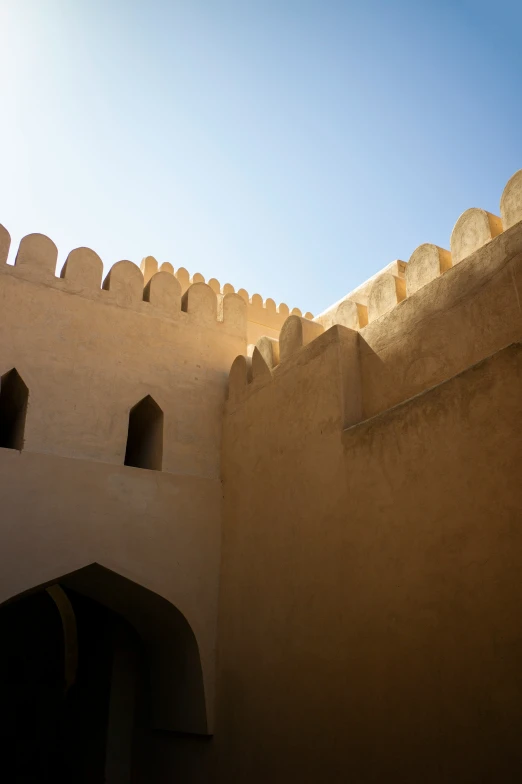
[0,564,208,783]
[124,395,163,470]
[0,369,28,450]
[0,585,141,783]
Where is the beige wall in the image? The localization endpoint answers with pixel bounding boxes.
[358,220,522,421]
[246,319,281,348]
[0,234,247,732]
[0,237,246,476]
[3,205,522,781]
[217,333,522,782]
[0,450,220,733]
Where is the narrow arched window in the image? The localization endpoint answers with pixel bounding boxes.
[0,369,28,450]
[124,395,163,471]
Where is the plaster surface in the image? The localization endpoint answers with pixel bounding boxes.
[2,170,522,782]
[0,247,246,733]
[217,341,522,783]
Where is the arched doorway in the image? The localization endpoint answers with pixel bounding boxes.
[0,564,208,783]
[0,584,142,782]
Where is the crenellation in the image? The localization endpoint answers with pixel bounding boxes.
[254,335,280,371]
[228,355,252,403]
[61,247,103,290]
[208,277,221,294]
[15,233,58,282]
[228,167,522,424]
[4,167,522,398]
[133,263,302,330]
[248,296,294,331]
[0,224,10,264]
[158,275,311,338]
[333,299,365,331]
[367,268,407,321]
[143,270,182,316]
[181,281,218,324]
[232,335,281,389]
[222,292,248,334]
[312,171,522,336]
[102,259,144,306]
[406,243,452,296]
[251,346,272,380]
[279,315,324,362]
[315,259,405,331]
[0,226,253,336]
[450,208,503,264]
[500,169,522,229]
[175,266,191,292]
[140,255,159,284]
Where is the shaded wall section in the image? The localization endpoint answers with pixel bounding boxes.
[0,449,220,734]
[0,249,247,734]
[217,341,522,783]
[358,220,522,420]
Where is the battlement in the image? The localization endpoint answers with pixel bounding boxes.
[0,225,251,336]
[0,224,253,480]
[140,254,313,343]
[228,168,522,425]
[315,168,522,331]
[0,225,312,345]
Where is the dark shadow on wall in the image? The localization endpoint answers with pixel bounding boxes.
[61,564,208,734]
[0,368,28,450]
[0,583,139,783]
[0,563,208,783]
[124,396,163,471]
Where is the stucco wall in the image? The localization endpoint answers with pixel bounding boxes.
[217,338,522,782]
[246,319,281,348]
[0,246,245,475]
[0,244,247,732]
[358,220,522,420]
[3,205,522,779]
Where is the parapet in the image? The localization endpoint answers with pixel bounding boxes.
[228,168,522,428]
[139,256,312,341]
[315,260,406,331]
[0,227,249,337]
[137,256,313,343]
[314,169,522,330]
[0,225,313,346]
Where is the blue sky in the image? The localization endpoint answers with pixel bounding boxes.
[0,0,520,314]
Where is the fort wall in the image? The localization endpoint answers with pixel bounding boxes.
[138,251,313,346]
[0,449,220,735]
[230,170,522,425]
[315,168,522,332]
[0,228,248,472]
[0,228,251,733]
[215,170,522,780]
[2,168,522,780]
[219,335,522,782]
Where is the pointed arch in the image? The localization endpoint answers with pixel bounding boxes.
[0,563,208,735]
[0,368,29,450]
[124,395,163,470]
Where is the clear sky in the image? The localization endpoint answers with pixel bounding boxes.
[0,0,521,314]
